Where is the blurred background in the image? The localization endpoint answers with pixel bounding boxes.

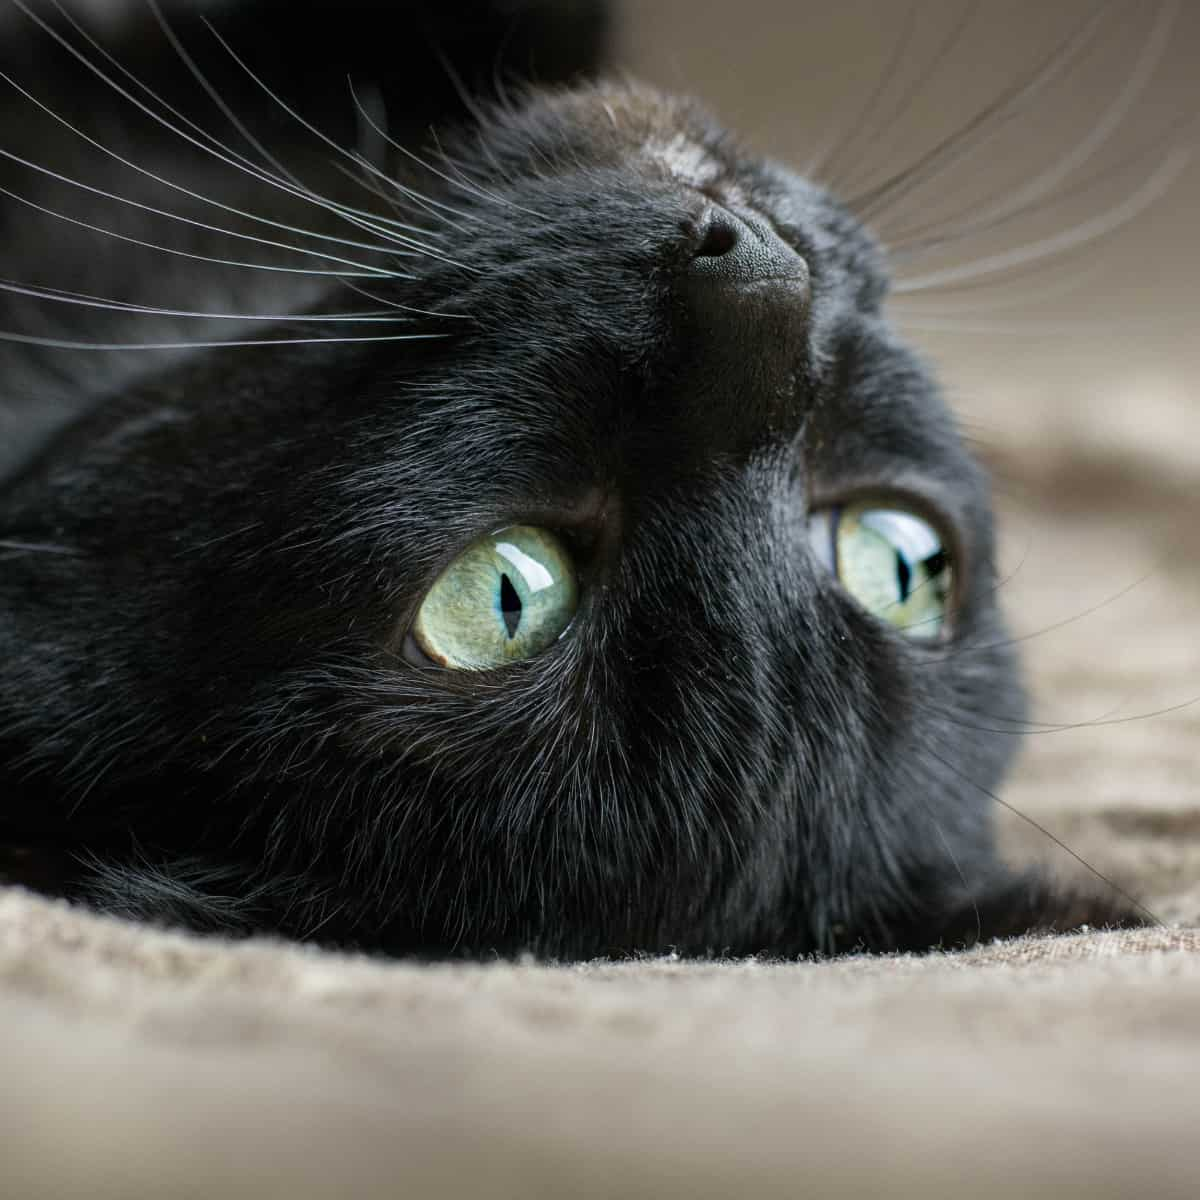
[624,0,1200,916]
[624,0,1199,448]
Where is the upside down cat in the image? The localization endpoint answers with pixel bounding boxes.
[0,0,1139,956]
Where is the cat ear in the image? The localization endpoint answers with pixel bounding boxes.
[882,867,1148,953]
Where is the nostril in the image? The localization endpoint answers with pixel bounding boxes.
[693,210,739,259]
[684,202,809,300]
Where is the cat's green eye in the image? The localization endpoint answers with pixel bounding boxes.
[809,502,953,640]
[412,525,579,669]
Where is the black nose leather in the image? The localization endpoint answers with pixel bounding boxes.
[660,204,812,462]
[687,205,809,295]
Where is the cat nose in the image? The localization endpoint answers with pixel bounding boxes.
[687,204,809,297]
[665,203,812,455]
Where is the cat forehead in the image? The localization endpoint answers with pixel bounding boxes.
[468,82,887,307]
[638,131,739,199]
[522,83,740,182]
[591,92,723,186]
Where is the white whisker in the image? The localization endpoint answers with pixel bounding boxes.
[46,0,302,198]
[330,153,479,239]
[888,118,1196,261]
[0,63,408,261]
[833,1,983,196]
[142,0,306,193]
[141,10,455,252]
[0,182,391,277]
[13,0,450,262]
[0,540,82,556]
[804,4,920,182]
[337,281,472,320]
[890,260,1110,315]
[897,316,1180,336]
[197,22,489,269]
[0,278,411,323]
[0,330,448,351]
[298,184,480,273]
[346,80,548,221]
[892,148,1189,293]
[0,143,399,277]
[886,0,1177,258]
[851,2,1116,227]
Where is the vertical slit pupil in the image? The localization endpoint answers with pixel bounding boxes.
[895,554,912,603]
[499,573,522,638]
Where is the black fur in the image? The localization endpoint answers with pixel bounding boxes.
[0,0,1141,956]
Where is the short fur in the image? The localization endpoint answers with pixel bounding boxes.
[0,0,1139,957]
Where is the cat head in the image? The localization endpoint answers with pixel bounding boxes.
[0,15,1028,955]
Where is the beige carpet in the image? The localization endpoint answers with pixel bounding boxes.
[3,899,1200,1199]
[2,382,1199,1196]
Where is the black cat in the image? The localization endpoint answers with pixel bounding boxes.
[0,0,1139,956]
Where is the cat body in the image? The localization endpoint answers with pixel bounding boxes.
[0,0,1136,956]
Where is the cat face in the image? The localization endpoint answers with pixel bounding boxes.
[0,3,1126,955]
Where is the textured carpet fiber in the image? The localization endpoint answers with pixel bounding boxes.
[3,895,1200,1199]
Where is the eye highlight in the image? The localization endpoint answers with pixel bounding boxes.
[809,502,954,640]
[412,526,579,669]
